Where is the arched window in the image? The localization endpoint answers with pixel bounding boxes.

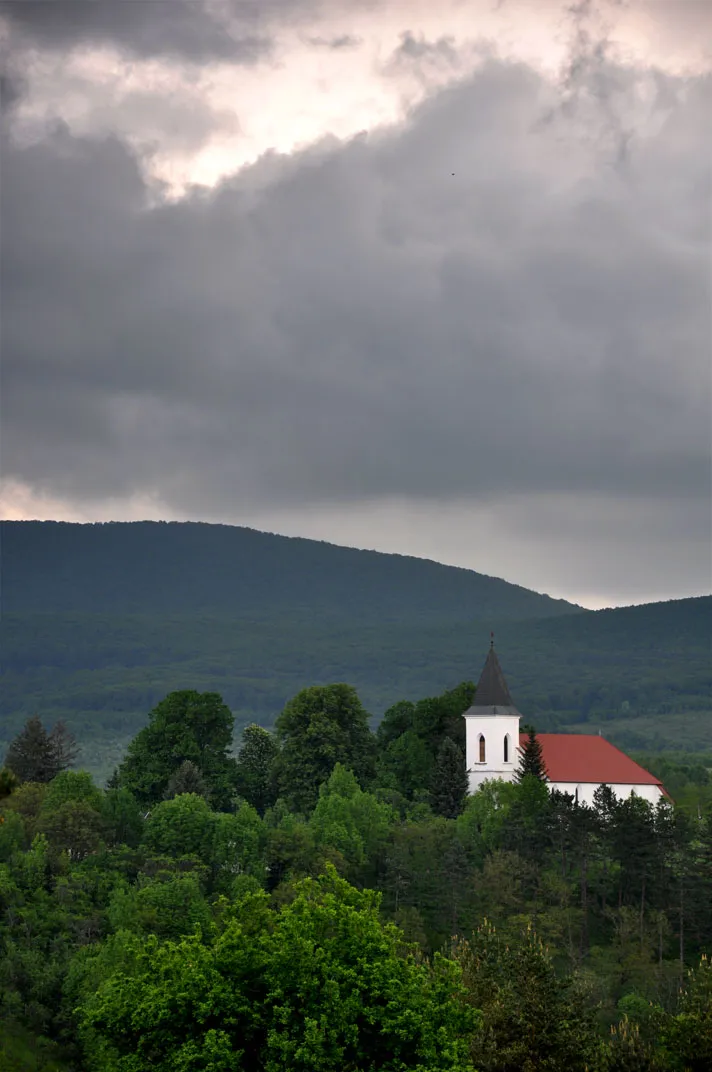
[479,734,486,763]
[504,734,510,763]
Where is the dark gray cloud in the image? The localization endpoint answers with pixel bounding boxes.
[0,0,380,62]
[305,33,361,50]
[0,0,270,62]
[2,53,709,534]
[0,70,25,112]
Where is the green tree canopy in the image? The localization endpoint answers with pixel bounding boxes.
[377,684,475,760]
[117,691,238,809]
[411,682,475,755]
[664,954,712,1071]
[77,867,476,1072]
[376,729,432,799]
[0,767,19,803]
[273,685,376,813]
[101,787,143,849]
[235,725,279,815]
[309,764,395,882]
[141,793,216,865]
[453,921,600,1072]
[107,872,211,941]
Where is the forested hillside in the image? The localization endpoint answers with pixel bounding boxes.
[1,521,578,620]
[1,523,710,780]
[2,599,710,779]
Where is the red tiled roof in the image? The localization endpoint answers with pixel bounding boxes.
[521,733,664,787]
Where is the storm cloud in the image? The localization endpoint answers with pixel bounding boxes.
[0,0,272,62]
[1,1,710,606]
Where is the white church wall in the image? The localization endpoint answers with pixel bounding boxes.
[550,781,664,806]
[464,713,520,794]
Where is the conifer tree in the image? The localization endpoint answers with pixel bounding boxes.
[515,726,547,782]
[164,760,208,800]
[4,715,78,783]
[48,719,79,772]
[430,738,468,819]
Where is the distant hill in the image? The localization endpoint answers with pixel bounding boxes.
[1,521,579,621]
[1,522,710,781]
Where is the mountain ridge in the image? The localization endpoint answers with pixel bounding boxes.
[1,520,581,620]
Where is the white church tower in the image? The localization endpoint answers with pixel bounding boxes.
[464,635,521,793]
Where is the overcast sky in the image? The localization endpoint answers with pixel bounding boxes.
[1,0,710,609]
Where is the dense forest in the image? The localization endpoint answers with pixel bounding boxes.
[2,523,710,782]
[1,684,711,1070]
[1,521,579,620]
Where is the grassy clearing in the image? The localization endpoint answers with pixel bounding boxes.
[562,710,712,753]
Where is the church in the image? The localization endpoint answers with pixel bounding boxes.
[464,639,668,805]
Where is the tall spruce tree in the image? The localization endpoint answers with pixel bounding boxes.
[4,715,78,783]
[164,760,209,800]
[430,738,468,819]
[48,720,79,772]
[516,727,547,782]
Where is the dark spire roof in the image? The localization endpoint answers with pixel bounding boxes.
[475,644,514,707]
[466,635,520,715]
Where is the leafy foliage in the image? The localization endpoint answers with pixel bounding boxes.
[76,868,476,1072]
[117,691,238,809]
[164,759,209,800]
[0,677,711,1071]
[273,685,376,813]
[235,725,279,814]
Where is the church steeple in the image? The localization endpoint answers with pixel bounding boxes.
[463,636,522,792]
[471,635,519,713]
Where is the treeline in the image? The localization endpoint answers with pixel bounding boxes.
[0,685,711,1071]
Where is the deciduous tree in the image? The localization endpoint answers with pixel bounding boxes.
[309,764,394,883]
[117,691,237,809]
[273,684,376,813]
[235,724,279,814]
[77,867,476,1072]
